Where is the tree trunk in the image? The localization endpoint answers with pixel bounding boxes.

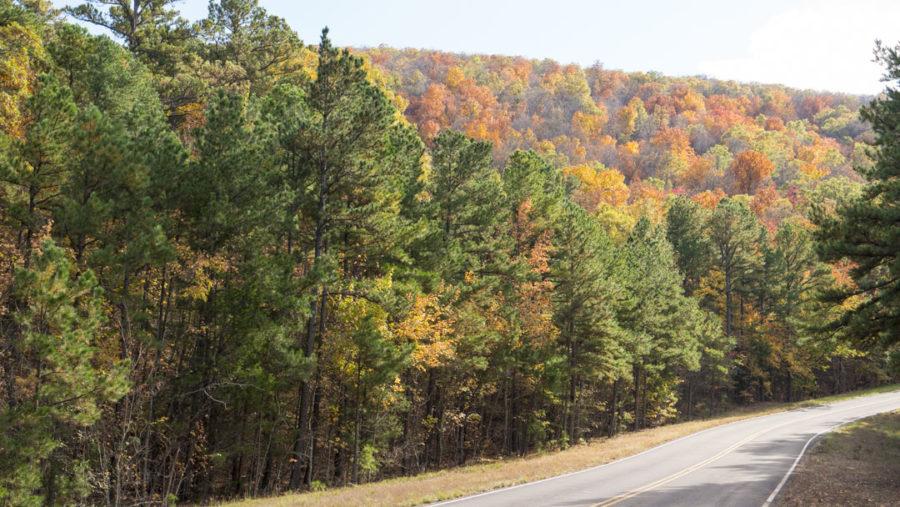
[291,110,330,489]
[306,380,321,486]
[566,318,577,443]
[608,378,619,437]
[724,253,732,336]
[423,370,436,471]
[353,355,362,484]
[503,374,511,455]
[687,373,694,420]
[632,363,641,431]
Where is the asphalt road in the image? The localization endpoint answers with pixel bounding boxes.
[432,390,900,507]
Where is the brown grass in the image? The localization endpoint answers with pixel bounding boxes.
[778,410,900,506]
[221,385,899,507]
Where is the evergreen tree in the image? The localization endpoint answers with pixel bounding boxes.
[198,0,301,94]
[761,221,834,400]
[666,195,712,296]
[0,74,76,265]
[550,199,623,443]
[66,0,192,73]
[495,150,562,454]
[65,0,202,118]
[619,217,701,429]
[707,198,764,336]
[0,240,128,505]
[425,129,510,285]
[280,28,412,488]
[815,41,900,347]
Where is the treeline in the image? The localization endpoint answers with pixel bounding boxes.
[362,46,873,222]
[0,1,894,505]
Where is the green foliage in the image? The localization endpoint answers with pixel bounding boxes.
[503,149,564,226]
[814,41,900,348]
[66,0,192,73]
[708,198,765,336]
[621,218,702,372]
[198,0,302,93]
[550,199,623,439]
[0,73,76,261]
[185,90,278,249]
[47,28,160,117]
[0,240,128,505]
[666,195,711,295]
[424,129,509,286]
[0,5,894,503]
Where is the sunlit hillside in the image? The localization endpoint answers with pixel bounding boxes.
[1,1,898,504]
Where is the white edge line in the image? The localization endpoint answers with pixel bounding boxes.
[762,404,900,507]
[761,423,843,507]
[429,390,900,507]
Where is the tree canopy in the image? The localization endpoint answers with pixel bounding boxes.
[0,1,895,503]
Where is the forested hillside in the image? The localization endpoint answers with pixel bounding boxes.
[0,1,896,505]
[362,47,870,188]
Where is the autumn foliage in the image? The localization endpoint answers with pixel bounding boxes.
[0,1,891,505]
[728,150,774,194]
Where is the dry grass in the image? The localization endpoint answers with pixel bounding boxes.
[778,410,900,506]
[222,385,899,507]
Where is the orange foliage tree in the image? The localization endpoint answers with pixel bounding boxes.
[728,150,774,194]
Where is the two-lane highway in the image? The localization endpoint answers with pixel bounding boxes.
[432,390,900,507]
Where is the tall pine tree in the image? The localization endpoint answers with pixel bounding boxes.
[815,41,900,348]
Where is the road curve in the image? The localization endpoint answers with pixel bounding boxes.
[431,390,900,507]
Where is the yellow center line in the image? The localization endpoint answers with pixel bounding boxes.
[590,397,893,507]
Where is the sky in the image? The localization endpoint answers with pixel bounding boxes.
[53,0,900,95]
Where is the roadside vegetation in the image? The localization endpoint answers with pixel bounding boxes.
[1,1,899,504]
[223,386,899,507]
[779,409,900,506]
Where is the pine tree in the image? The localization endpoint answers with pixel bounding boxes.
[198,0,302,94]
[409,131,511,469]
[666,195,712,296]
[815,41,900,347]
[66,0,192,73]
[64,0,200,118]
[708,198,764,336]
[0,74,76,266]
[172,89,302,498]
[761,221,834,400]
[0,240,128,505]
[424,129,510,285]
[550,199,623,443]
[283,28,411,488]
[619,217,701,429]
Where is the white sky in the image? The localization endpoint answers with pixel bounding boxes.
[53,0,900,95]
[697,1,900,95]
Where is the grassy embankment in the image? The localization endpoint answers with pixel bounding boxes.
[778,409,900,505]
[223,384,899,507]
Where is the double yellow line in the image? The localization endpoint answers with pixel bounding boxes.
[591,396,896,507]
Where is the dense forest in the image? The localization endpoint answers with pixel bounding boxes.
[0,0,898,504]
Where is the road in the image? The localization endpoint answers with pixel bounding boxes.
[432,389,900,507]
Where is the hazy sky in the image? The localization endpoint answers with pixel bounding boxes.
[54,0,900,95]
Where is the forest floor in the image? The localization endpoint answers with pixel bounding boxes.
[777,409,900,506]
[220,385,899,507]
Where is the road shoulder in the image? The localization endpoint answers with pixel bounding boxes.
[777,410,900,506]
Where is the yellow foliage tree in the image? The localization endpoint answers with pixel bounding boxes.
[392,286,457,371]
[564,164,629,212]
[0,22,44,139]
